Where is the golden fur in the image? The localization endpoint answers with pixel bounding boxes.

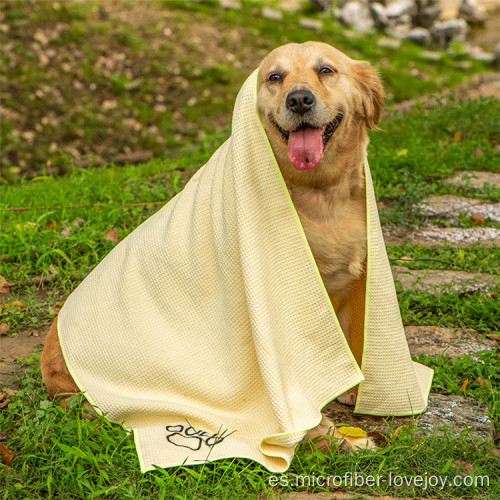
[41,41,383,448]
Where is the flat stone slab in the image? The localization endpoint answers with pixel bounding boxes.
[392,266,498,293]
[323,394,494,441]
[405,325,498,358]
[383,225,500,246]
[444,171,500,190]
[419,195,500,222]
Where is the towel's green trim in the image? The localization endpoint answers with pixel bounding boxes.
[252,70,363,391]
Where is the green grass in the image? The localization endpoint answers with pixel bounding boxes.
[1,360,499,499]
[387,243,500,275]
[398,288,500,335]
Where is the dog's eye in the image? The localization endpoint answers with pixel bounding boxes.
[319,66,335,75]
[268,73,282,82]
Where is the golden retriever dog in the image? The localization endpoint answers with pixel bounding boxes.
[41,41,383,450]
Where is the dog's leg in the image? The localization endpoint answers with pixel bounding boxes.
[41,318,97,419]
[332,298,359,406]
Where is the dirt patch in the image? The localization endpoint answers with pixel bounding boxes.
[0,323,50,387]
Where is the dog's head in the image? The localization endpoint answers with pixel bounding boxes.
[257,42,383,176]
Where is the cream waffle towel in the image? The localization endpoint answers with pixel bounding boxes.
[58,69,433,473]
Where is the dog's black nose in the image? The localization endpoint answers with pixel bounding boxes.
[286,89,316,115]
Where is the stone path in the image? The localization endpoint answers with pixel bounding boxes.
[383,168,500,247]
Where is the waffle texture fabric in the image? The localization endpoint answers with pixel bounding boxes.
[57,69,433,473]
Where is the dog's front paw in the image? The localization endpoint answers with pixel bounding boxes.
[336,388,357,406]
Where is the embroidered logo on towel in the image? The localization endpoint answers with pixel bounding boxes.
[165,424,233,451]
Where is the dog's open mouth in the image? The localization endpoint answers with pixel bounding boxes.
[274,113,344,171]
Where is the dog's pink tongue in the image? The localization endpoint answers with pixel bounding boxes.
[288,127,323,170]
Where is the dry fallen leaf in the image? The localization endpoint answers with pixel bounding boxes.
[336,426,367,438]
[471,212,485,224]
[60,223,72,237]
[0,399,10,409]
[0,432,7,442]
[491,448,500,458]
[453,131,461,141]
[452,460,475,472]
[29,329,40,337]
[72,217,85,228]
[460,379,469,392]
[0,323,9,334]
[50,300,66,315]
[104,227,119,243]
[1,301,26,311]
[486,333,500,342]
[0,275,13,294]
[0,442,14,466]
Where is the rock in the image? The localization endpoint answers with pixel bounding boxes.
[418,195,500,222]
[458,0,486,25]
[415,0,440,8]
[414,6,442,28]
[391,266,498,293]
[0,325,50,386]
[405,325,498,358]
[299,17,324,30]
[467,46,495,62]
[370,3,388,29]
[431,19,468,48]
[405,27,431,46]
[218,0,242,10]
[323,394,494,440]
[377,35,402,49]
[382,225,500,247]
[385,0,418,19]
[386,14,413,38]
[262,7,283,21]
[444,171,500,189]
[311,0,332,11]
[417,49,443,61]
[339,1,375,32]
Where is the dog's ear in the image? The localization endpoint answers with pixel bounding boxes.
[352,61,384,129]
